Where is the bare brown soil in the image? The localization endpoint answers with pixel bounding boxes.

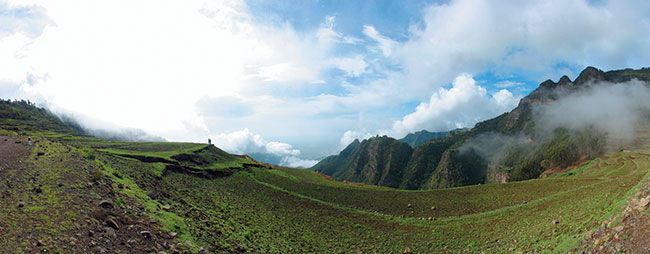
[0,136,170,253]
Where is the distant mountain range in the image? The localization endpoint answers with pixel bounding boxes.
[399,128,467,147]
[312,66,650,190]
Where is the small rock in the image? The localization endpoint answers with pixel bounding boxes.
[36,240,44,246]
[407,203,413,209]
[168,232,177,238]
[106,219,119,230]
[638,198,650,208]
[162,205,171,211]
[614,226,624,232]
[104,227,117,238]
[17,201,26,208]
[99,200,114,209]
[140,231,153,239]
[552,220,560,225]
[431,206,436,210]
[403,247,413,253]
[522,200,527,204]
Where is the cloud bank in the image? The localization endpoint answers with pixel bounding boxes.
[535,80,650,143]
[390,74,520,138]
[1,0,650,161]
[212,128,317,168]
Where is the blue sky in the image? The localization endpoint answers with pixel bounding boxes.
[1,0,649,167]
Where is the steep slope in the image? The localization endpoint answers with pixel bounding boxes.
[0,99,83,136]
[399,128,466,147]
[314,66,650,190]
[311,136,413,188]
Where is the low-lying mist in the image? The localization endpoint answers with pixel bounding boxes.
[56,112,166,142]
[535,79,650,143]
[461,79,650,182]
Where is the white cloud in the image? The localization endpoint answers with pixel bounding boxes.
[280,156,319,168]
[2,0,650,160]
[212,128,266,155]
[363,25,395,57]
[266,141,300,156]
[339,130,373,148]
[1,0,348,142]
[212,128,315,167]
[331,55,368,77]
[0,1,51,38]
[494,81,524,88]
[390,0,650,97]
[390,74,520,137]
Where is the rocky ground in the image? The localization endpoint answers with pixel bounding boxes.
[0,135,171,253]
[581,153,650,253]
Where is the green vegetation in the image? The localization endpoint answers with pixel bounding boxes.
[313,66,644,190]
[502,127,605,181]
[0,99,82,136]
[3,66,650,252]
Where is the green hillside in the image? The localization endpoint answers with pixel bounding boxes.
[313,66,650,190]
[2,96,650,252]
[2,124,649,252]
[311,136,413,188]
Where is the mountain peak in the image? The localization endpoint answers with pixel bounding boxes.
[558,75,572,85]
[540,79,556,88]
[574,66,605,85]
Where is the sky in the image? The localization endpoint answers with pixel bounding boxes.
[1,0,650,167]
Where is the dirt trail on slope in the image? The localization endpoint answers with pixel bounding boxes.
[0,135,170,253]
[581,125,650,253]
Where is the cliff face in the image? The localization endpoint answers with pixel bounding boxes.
[313,66,650,190]
[311,136,413,188]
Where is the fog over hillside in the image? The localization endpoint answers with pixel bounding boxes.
[462,79,650,171]
[536,80,650,143]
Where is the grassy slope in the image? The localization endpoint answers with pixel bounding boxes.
[249,152,648,252]
[2,131,648,253]
[86,136,650,252]
[3,99,650,252]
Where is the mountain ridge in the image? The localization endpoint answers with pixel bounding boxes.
[313,66,650,189]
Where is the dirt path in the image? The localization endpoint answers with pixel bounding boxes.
[0,135,171,253]
[581,153,650,253]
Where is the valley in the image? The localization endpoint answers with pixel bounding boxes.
[1,126,650,252]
